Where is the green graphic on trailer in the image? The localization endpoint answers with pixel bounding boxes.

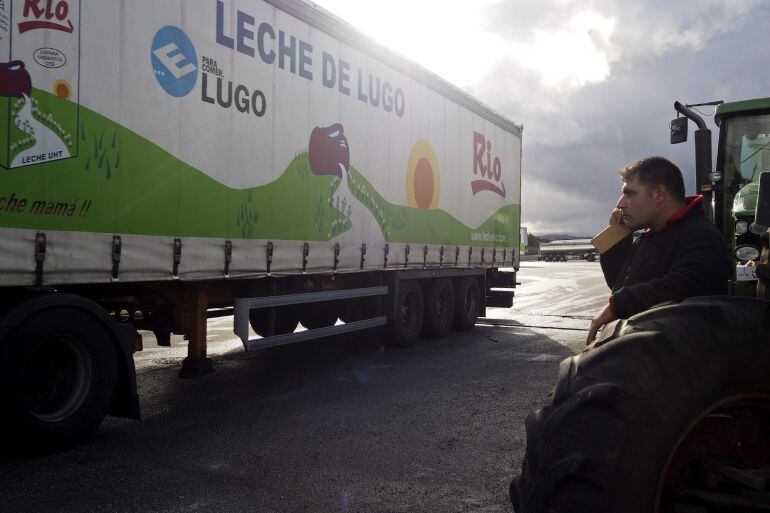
[2,87,79,170]
[0,89,518,248]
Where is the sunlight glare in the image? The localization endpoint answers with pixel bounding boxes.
[311,0,505,89]
[312,1,617,94]
[516,10,616,90]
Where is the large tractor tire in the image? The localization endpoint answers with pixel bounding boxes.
[511,296,770,513]
[0,308,118,453]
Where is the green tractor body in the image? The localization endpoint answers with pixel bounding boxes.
[714,99,770,294]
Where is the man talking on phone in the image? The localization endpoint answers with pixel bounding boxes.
[586,156,730,344]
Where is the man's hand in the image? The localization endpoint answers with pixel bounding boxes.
[610,208,624,226]
[587,302,617,345]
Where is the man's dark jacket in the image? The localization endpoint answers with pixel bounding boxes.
[601,196,731,319]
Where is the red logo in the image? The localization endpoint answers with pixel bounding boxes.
[19,0,74,34]
[472,131,505,197]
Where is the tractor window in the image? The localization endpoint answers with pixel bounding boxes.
[723,114,770,185]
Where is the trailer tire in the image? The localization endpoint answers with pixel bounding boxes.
[299,306,339,329]
[382,280,423,348]
[147,306,172,347]
[249,307,300,337]
[510,296,770,513]
[453,277,479,331]
[0,308,118,453]
[423,278,455,338]
[340,299,366,323]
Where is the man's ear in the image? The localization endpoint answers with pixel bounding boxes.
[654,184,667,203]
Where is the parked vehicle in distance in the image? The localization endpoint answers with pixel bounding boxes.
[537,239,598,261]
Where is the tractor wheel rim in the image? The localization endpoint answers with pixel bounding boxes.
[655,392,770,512]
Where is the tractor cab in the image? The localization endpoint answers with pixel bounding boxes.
[672,98,770,294]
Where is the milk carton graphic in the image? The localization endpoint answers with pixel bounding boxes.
[0,0,80,169]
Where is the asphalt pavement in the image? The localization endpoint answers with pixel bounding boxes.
[1,260,607,513]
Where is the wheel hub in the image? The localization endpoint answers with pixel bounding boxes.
[22,335,92,423]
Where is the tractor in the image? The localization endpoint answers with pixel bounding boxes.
[511,97,770,512]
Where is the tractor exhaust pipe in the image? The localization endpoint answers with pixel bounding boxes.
[673,101,713,217]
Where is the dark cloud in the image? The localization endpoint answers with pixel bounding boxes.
[488,0,759,57]
[480,1,770,235]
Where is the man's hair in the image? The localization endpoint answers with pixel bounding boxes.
[620,156,686,201]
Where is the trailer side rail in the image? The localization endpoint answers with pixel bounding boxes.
[234,286,389,350]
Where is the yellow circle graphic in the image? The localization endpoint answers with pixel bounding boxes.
[406,140,440,209]
[53,79,72,100]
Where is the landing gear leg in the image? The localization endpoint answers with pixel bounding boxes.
[179,284,213,378]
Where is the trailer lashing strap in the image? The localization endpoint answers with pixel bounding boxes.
[34,232,46,286]
[172,238,182,279]
[111,235,122,282]
[233,286,389,350]
[224,240,232,278]
[383,243,389,268]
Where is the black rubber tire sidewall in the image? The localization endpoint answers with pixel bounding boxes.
[340,299,366,323]
[423,278,455,338]
[299,304,339,329]
[384,281,424,348]
[249,306,300,336]
[511,296,770,513]
[0,307,118,452]
[453,277,479,332]
[147,306,173,346]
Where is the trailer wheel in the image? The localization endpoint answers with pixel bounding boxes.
[340,299,366,323]
[0,308,118,452]
[249,307,300,337]
[299,306,339,329]
[453,277,479,331]
[423,278,455,338]
[510,296,770,513]
[382,280,423,348]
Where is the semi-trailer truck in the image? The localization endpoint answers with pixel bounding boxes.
[0,0,521,451]
[537,239,597,262]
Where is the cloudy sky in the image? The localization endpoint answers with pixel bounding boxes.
[313,0,770,236]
